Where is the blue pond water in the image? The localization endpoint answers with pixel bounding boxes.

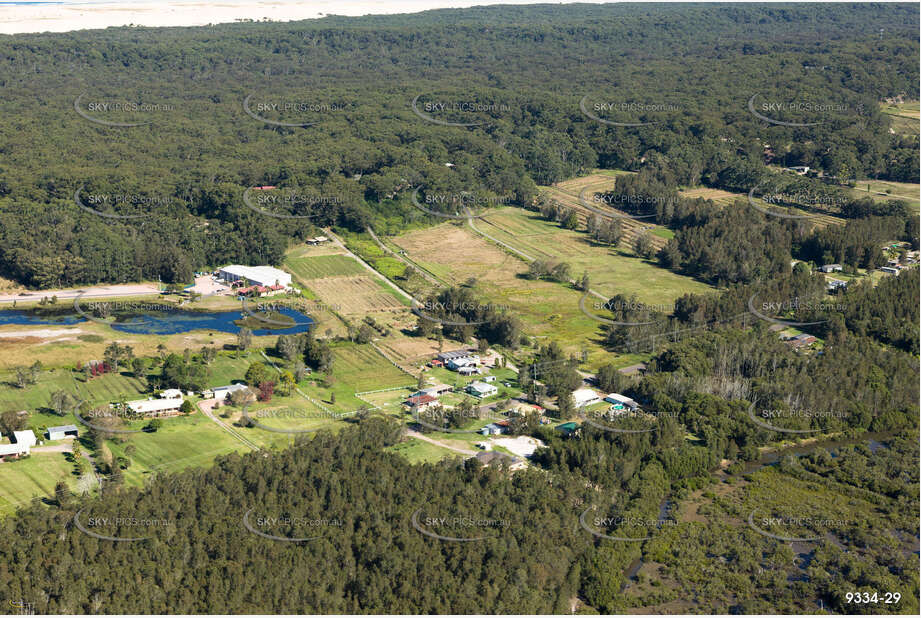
[0,307,313,336]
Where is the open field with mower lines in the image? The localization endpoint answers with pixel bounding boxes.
[541,171,670,252]
[474,207,713,303]
[678,185,846,228]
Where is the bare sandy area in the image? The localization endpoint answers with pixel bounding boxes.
[488,436,545,457]
[0,283,160,305]
[0,328,84,339]
[0,1,602,35]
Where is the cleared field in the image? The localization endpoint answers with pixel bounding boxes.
[306,275,406,315]
[285,254,367,280]
[848,179,920,212]
[375,335,440,364]
[678,187,741,203]
[106,413,254,488]
[679,185,846,227]
[477,208,713,304]
[0,367,146,412]
[386,437,459,464]
[542,171,669,251]
[0,453,77,515]
[392,222,609,362]
[331,344,413,393]
[880,101,920,136]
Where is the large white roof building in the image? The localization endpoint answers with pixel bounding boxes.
[217,265,292,289]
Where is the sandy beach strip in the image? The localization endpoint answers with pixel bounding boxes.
[0,1,593,35]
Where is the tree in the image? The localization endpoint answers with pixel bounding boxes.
[144,419,163,433]
[179,400,194,415]
[278,370,296,396]
[257,381,275,402]
[634,232,654,259]
[237,328,253,352]
[245,362,270,387]
[131,357,146,378]
[104,342,134,372]
[0,410,27,436]
[50,390,73,416]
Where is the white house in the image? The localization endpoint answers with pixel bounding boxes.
[126,398,183,417]
[604,393,639,411]
[217,265,292,289]
[572,388,601,408]
[209,384,251,401]
[447,356,479,370]
[466,381,498,398]
[160,389,184,399]
[13,430,36,447]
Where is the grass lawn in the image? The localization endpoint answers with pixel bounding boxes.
[385,437,460,464]
[0,366,147,412]
[473,208,713,305]
[285,254,368,281]
[105,413,254,488]
[274,343,415,412]
[0,453,76,515]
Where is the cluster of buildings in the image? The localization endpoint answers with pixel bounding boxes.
[430,349,482,376]
[571,388,639,413]
[0,429,37,461]
[783,332,817,350]
[216,265,293,297]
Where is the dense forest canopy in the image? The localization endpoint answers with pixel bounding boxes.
[0,3,917,288]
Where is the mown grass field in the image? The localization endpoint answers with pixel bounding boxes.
[286,343,415,412]
[848,178,920,213]
[0,453,77,515]
[476,207,713,304]
[285,254,368,280]
[880,100,920,136]
[392,220,611,362]
[105,413,255,488]
[386,437,459,464]
[678,185,846,227]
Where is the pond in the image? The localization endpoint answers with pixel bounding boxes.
[0,306,313,336]
[742,431,895,475]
